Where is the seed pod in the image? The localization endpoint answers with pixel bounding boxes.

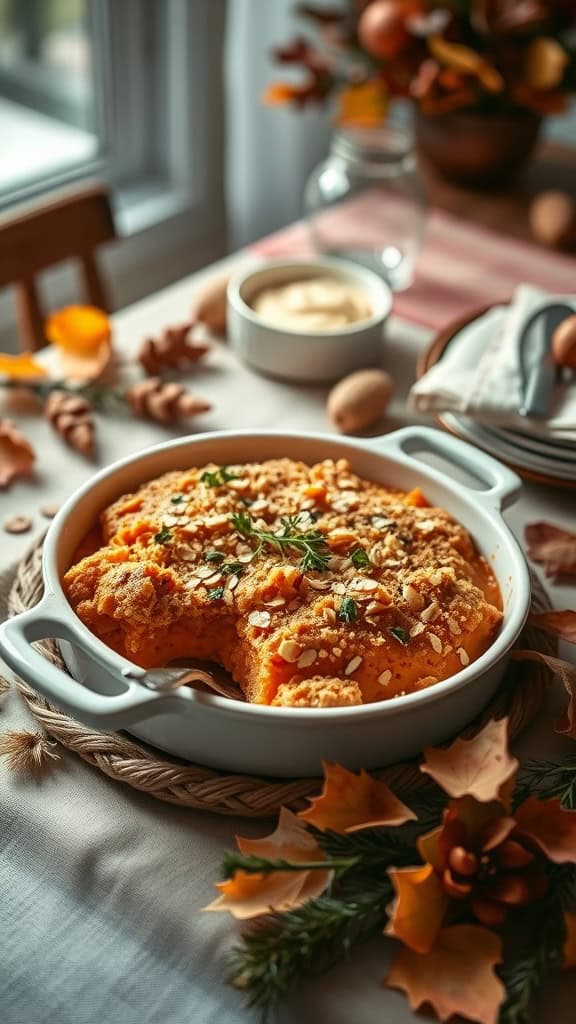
[448,846,479,877]
[125,378,211,424]
[44,390,95,457]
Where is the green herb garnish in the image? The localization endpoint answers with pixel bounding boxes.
[221,561,244,576]
[231,512,330,573]
[207,586,225,600]
[350,547,371,569]
[170,494,185,504]
[338,597,358,623]
[200,465,240,487]
[205,551,225,563]
[390,626,410,645]
[154,525,173,544]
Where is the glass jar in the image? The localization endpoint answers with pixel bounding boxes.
[304,123,426,291]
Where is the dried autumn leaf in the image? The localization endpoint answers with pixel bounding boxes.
[511,650,576,739]
[529,610,576,644]
[385,864,448,953]
[420,718,518,806]
[0,352,46,380]
[299,761,416,833]
[514,795,576,864]
[45,305,112,382]
[428,34,504,93]
[524,37,569,91]
[563,912,576,969]
[204,809,331,919]
[0,419,35,489]
[385,924,505,1024]
[336,80,389,128]
[524,522,576,578]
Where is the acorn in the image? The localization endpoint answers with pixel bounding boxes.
[529,190,576,250]
[327,368,394,434]
[551,314,576,370]
[358,0,412,60]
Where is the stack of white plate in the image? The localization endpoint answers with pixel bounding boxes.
[426,310,576,488]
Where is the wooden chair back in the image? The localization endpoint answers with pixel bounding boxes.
[0,184,117,351]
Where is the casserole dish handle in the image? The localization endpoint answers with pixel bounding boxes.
[0,595,191,730]
[372,426,521,510]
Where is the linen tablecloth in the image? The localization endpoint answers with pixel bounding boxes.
[1,267,575,1024]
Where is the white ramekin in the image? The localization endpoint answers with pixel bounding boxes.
[0,427,530,777]
[227,257,393,383]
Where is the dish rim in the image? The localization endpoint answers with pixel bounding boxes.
[42,428,531,722]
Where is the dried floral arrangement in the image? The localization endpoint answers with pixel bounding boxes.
[265,1,576,123]
[0,305,212,487]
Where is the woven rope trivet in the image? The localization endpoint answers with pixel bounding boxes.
[7,537,555,818]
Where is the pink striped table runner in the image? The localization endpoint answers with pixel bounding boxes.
[249,204,576,331]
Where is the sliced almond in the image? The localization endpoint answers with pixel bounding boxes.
[227,574,240,591]
[377,669,392,687]
[457,647,470,666]
[193,564,219,579]
[403,583,424,612]
[428,633,442,654]
[278,639,303,663]
[332,582,346,595]
[421,601,440,623]
[204,571,223,586]
[264,595,286,608]
[248,610,271,628]
[350,578,378,593]
[323,607,337,624]
[306,578,332,591]
[447,616,462,636]
[297,649,318,669]
[344,655,363,676]
[409,621,425,638]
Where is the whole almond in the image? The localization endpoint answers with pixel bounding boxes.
[327,369,393,434]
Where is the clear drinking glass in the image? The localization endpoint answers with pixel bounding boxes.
[304,123,426,291]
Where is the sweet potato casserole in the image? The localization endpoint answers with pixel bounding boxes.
[63,457,502,707]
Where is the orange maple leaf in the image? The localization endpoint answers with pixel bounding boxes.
[514,796,576,864]
[385,924,505,1024]
[524,522,576,578]
[420,718,518,806]
[385,864,448,953]
[0,352,46,381]
[511,651,576,740]
[563,912,576,969]
[336,80,388,128]
[203,808,331,919]
[298,761,416,833]
[529,610,576,645]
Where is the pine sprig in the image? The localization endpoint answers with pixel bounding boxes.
[515,755,576,809]
[228,880,393,1011]
[231,511,331,572]
[222,851,359,879]
[308,825,417,867]
[498,883,569,1024]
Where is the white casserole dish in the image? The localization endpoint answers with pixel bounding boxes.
[0,426,530,777]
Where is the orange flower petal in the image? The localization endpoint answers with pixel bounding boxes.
[46,305,112,383]
[385,924,505,1024]
[204,870,309,919]
[299,761,416,833]
[0,419,35,489]
[420,718,518,807]
[563,912,576,969]
[514,796,576,864]
[529,610,576,645]
[385,864,448,953]
[0,352,46,381]
[262,82,299,105]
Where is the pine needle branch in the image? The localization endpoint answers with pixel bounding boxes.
[515,755,576,810]
[222,852,360,878]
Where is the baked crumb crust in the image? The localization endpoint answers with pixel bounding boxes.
[63,457,502,707]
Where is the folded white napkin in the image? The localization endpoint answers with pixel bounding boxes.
[410,284,576,440]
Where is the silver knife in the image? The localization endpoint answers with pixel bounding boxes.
[518,302,573,418]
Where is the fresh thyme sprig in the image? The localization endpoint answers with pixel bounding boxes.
[201,465,239,487]
[230,511,331,572]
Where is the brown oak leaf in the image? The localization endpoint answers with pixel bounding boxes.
[511,650,576,739]
[524,522,576,578]
[514,796,576,864]
[203,808,331,919]
[0,419,35,488]
[420,718,518,806]
[385,924,505,1024]
[529,610,576,644]
[298,761,416,833]
[385,864,448,953]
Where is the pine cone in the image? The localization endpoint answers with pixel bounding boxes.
[138,322,209,375]
[44,390,96,457]
[125,378,211,424]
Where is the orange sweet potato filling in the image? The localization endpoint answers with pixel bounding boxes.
[63,457,502,707]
